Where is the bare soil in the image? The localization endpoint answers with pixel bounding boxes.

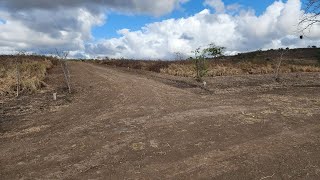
[1,62,320,179]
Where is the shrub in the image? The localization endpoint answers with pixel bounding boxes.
[192,43,225,81]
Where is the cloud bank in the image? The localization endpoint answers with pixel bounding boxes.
[0,0,188,54]
[1,0,188,16]
[0,0,319,59]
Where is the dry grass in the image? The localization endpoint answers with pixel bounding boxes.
[160,64,195,77]
[159,61,320,77]
[90,48,320,78]
[0,56,54,96]
[95,59,171,73]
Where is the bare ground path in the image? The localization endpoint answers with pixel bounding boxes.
[1,62,320,179]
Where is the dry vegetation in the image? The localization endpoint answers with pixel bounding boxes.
[1,48,319,96]
[91,59,172,73]
[90,48,320,78]
[161,60,320,77]
[0,55,57,96]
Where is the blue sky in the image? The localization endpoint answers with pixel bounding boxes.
[0,18,5,24]
[92,0,276,39]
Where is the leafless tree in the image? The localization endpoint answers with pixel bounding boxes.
[15,51,26,97]
[299,0,320,33]
[15,57,20,97]
[275,49,289,82]
[55,49,72,94]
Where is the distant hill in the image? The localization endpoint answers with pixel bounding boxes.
[218,48,320,63]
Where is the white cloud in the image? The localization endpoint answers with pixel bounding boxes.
[84,0,320,59]
[204,0,225,13]
[0,0,319,58]
[0,0,188,54]
[204,0,242,14]
[0,7,105,54]
[1,0,188,17]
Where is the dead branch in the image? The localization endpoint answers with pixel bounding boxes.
[15,57,20,97]
[259,173,275,180]
[275,49,288,82]
[15,51,26,97]
[299,0,320,32]
[55,49,72,94]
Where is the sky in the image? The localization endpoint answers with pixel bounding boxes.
[0,0,319,59]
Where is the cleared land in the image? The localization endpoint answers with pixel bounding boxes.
[1,60,320,179]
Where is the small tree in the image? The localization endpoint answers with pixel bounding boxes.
[274,49,288,82]
[192,47,206,81]
[192,43,225,81]
[55,49,72,94]
[15,51,26,97]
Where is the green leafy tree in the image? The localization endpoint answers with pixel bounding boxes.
[203,43,226,58]
[192,47,206,81]
[192,43,225,81]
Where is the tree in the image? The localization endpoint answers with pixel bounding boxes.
[299,0,320,32]
[55,49,72,94]
[192,43,225,81]
[192,47,206,81]
[203,43,226,58]
[274,48,288,82]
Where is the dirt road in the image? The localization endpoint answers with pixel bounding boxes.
[1,62,320,179]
